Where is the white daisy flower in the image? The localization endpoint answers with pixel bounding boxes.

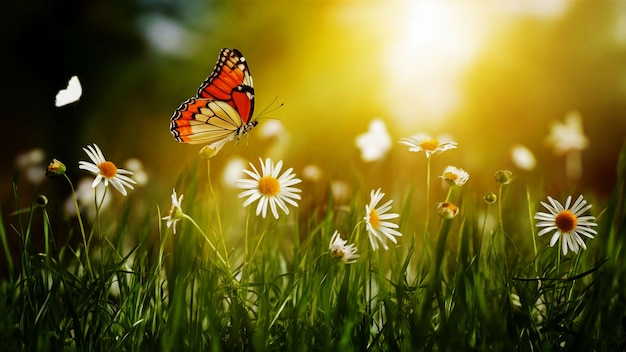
[162,189,185,234]
[400,133,457,158]
[15,148,46,184]
[440,165,469,186]
[534,195,597,255]
[545,111,589,155]
[355,118,392,162]
[78,144,137,196]
[237,158,302,219]
[511,144,536,171]
[364,188,402,250]
[437,201,459,219]
[64,178,112,220]
[329,231,359,264]
[124,158,148,186]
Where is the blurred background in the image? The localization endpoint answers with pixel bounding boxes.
[1,0,626,242]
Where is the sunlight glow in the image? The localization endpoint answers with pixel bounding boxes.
[382,2,485,129]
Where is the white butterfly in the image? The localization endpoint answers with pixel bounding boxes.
[55,76,82,107]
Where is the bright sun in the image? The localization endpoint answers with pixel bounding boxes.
[382,1,486,130]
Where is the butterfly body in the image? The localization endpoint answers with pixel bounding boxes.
[170,48,256,146]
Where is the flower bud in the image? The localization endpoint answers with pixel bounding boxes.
[35,194,48,207]
[494,170,513,185]
[45,159,66,178]
[437,202,459,219]
[483,192,497,204]
[199,145,219,159]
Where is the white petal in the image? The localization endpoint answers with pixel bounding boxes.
[550,232,560,247]
[537,226,557,237]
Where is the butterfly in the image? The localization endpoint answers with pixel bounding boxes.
[170,48,257,149]
[55,75,82,107]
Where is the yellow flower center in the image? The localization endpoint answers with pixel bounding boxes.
[331,248,345,259]
[444,172,458,181]
[258,176,280,196]
[420,138,439,151]
[98,161,118,178]
[555,210,577,233]
[369,208,380,229]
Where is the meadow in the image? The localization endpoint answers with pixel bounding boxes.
[1,131,625,351]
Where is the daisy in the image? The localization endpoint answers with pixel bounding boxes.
[364,188,402,250]
[329,231,359,264]
[355,118,392,162]
[437,202,459,219]
[534,195,597,256]
[78,144,137,196]
[400,133,457,158]
[511,144,536,171]
[162,189,185,234]
[237,158,302,219]
[440,165,469,186]
[545,111,589,156]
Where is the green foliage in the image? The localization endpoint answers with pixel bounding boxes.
[1,146,626,351]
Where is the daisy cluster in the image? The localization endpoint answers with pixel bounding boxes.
[45,115,596,263]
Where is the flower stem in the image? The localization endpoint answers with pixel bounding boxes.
[425,156,432,240]
[497,184,507,264]
[183,214,228,269]
[526,185,538,259]
[63,174,92,274]
[206,159,230,269]
[565,151,582,183]
[478,203,491,262]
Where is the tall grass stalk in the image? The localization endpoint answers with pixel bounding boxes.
[1,146,625,350]
[63,173,91,274]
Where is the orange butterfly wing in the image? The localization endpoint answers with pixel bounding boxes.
[170,48,256,144]
[170,98,246,145]
[196,48,254,124]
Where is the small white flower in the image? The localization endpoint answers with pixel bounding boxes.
[64,178,112,220]
[545,111,589,155]
[364,188,402,250]
[534,195,597,255]
[222,157,247,187]
[400,133,457,158]
[302,164,323,182]
[162,189,184,234]
[355,119,392,162]
[329,231,359,264]
[236,158,302,219]
[511,144,537,171]
[437,202,459,219]
[78,144,137,196]
[124,158,148,186]
[15,148,46,184]
[440,165,469,186]
[258,119,285,140]
[331,180,352,205]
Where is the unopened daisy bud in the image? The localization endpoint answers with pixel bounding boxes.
[35,194,48,208]
[45,159,66,178]
[483,192,497,204]
[494,170,513,185]
[437,202,459,219]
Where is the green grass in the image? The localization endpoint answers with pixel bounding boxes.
[1,144,626,351]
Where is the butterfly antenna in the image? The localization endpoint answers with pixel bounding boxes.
[256,95,284,120]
